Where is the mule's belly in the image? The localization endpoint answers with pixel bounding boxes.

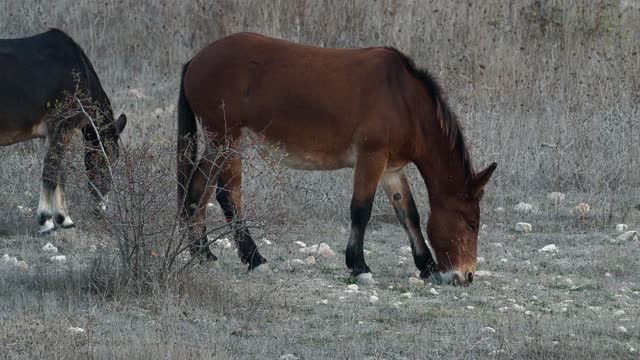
[0,121,47,146]
[241,127,356,170]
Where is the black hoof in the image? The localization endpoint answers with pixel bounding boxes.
[60,222,76,230]
[246,254,267,271]
[420,265,437,280]
[349,264,371,278]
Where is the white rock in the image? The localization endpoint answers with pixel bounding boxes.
[477,257,485,263]
[317,243,336,257]
[400,246,412,256]
[429,288,439,295]
[475,270,492,277]
[575,202,591,216]
[304,256,316,266]
[616,224,628,232]
[260,238,272,245]
[538,244,558,253]
[280,355,299,360]
[494,207,505,213]
[319,299,328,305]
[42,242,58,254]
[514,202,534,213]
[289,259,306,271]
[2,254,18,265]
[153,107,164,116]
[15,260,29,271]
[618,326,628,333]
[400,292,413,299]
[498,307,508,312]
[214,237,233,249]
[500,258,508,263]
[617,231,639,242]
[252,263,272,274]
[490,242,503,248]
[481,326,496,333]
[299,244,319,255]
[466,306,475,310]
[347,284,359,292]
[547,192,566,206]
[363,249,371,256]
[51,255,67,263]
[339,227,347,234]
[614,310,625,316]
[515,222,532,233]
[630,347,637,353]
[525,311,532,315]
[207,202,216,208]
[127,88,145,98]
[67,326,85,334]
[356,272,375,284]
[408,277,424,286]
[369,295,379,304]
[512,304,525,311]
[293,241,307,248]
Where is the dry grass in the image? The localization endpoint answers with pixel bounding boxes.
[1,1,640,359]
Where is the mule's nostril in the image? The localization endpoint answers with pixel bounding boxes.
[467,272,474,283]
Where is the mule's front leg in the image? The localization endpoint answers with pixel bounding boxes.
[345,151,387,278]
[381,171,437,279]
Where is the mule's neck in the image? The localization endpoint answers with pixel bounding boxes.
[412,97,471,198]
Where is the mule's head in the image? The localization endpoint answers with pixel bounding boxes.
[83,113,127,205]
[426,162,497,286]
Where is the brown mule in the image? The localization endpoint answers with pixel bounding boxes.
[177,32,496,285]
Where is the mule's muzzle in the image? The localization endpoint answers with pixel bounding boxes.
[430,270,474,286]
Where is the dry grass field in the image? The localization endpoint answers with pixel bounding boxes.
[1,1,640,359]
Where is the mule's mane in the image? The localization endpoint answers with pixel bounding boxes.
[385,47,473,181]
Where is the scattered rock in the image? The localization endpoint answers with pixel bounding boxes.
[547,192,566,206]
[369,295,379,304]
[498,307,508,312]
[512,304,525,311]
[152,107,164,116]
[616,224,628,233]
[617,231,639,242]
[481,327,496,333]
[299,244,319,255]
[51,255,66,263]
[538,244,558,253]
[575,202,591,217]
[317,243,336,257]
[214,237,233,250]
[617,326,628,333]
[356,273,375,284]
[477,257,486,263]
[605,272,612,278]
[500,258,508,263]
[614,310,625,317]
[280,354,299,360]
[400,246,412,256]
[67,326,85,334]
[400,292,413,299]
[475,270,492,277]
[15,260,29,271]
[490,242,503,248]
[293,241,307,248]
[319,299,328,305]
[260,238,272,245]
[408,277,424,286]
[42,242,58,254]
[339,227,347,234]
[252,263,272,274]
[466,306,475,310]
[429,288,439,295]
[289,259,306,271]
[514,202,534,213]
[347,284,359,292]
[515,222,532,233]
[304,256,316,266]
[494,207,505,213]
[2,254,18,265]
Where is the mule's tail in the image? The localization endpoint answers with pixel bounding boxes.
[177,61,197,208]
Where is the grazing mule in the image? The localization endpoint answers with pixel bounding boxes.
[0,29,126,234]
[177,32,496,285]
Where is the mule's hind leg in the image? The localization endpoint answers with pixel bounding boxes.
[381,170,437,279]
[346,151,387,278]
[53,175,74,229]
[37,134,65,235]
[183,153,220,261]
[215,154,267,271]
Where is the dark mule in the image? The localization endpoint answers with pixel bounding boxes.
[177,32,496,285]
[0,29,126,234]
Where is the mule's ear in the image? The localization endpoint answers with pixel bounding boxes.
[115,113,127,135]
[469,162,497,198]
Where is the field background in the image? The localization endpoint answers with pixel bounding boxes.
[1,1,640,359]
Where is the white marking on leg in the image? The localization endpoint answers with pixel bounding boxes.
[356,272,375,285]
[53,185,74,227]
[252,263,272,274]
[37,183,53,220]
[38,219,56,235]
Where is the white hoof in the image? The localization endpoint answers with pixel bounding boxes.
[38,220,56,235]
[252,263,272,274]
[356,272,376,285]
[60,216,75,229]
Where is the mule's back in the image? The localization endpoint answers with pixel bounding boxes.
[184,32,418,168]
[0,30,92,145]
